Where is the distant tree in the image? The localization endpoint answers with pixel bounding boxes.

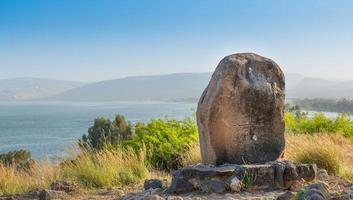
[285,103,306,119]
[294,98,353,113]
[114,114,134,140]
[80,114,134,151]
[0,149,34,170]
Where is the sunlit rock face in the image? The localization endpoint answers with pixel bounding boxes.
[197,53,286,165]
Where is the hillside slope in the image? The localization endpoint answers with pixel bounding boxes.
[46,73,212,101]
[0,78,86,101]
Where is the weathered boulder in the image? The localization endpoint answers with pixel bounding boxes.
[197,53,286,165]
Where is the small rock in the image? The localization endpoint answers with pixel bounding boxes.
[300,183,331,200]
[344,189,353,197]
[39,189,68,200]
[201,180,225,194]
[228,176,242,192]
[289,180,304,192]
[144,179,165,190]
[317,169,329,181]
[166,196,183,200]
[167,170,194,194]
[334,189,353,200]
[50,180,80,194]
[147,188,162,195]
[276,191,295,200]
[145,195,165,200]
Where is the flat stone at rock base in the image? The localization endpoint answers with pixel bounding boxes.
[167,161,317,194]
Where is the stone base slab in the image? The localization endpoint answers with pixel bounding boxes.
[168,160,317,194]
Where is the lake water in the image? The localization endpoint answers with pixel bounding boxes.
[0,101,197,160]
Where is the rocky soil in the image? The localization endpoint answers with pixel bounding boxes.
[1,169,352,200]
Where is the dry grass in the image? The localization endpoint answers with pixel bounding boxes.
[285,133,353,179]
[1,133,353,196]
[181,142,202,166]
[59,147,149,189]
[0,161,54,195]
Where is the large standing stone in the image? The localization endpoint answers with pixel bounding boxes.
[197,53,285,165]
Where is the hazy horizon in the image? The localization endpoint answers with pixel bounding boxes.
[1,1,353,81]
[1,71,353,83]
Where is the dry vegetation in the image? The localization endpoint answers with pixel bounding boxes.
[181,133,353,180]
[285,133,353,179]
[0,161,54,195]
[59,147,148,189]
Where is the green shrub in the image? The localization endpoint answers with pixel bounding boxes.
[124,117,198,170]
[0,150,34,170]
[79,114,198,171]
[80,115,133,151]
[285,112,353,136]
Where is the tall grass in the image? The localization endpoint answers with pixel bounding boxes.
[181,142,201,166]
[59,147,148,189]
[0,161,54,195]
[284,133,353,179]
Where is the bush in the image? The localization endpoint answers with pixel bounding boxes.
[124,117,198,170]
[80,115,133,151]
[0,150,34,170]
[79,114,198,171]
[285,112,353,136]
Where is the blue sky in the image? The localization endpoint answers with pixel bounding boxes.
[0,0,352,82]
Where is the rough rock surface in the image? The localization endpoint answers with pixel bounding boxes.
[50,180,80,195]
[300,183,331,200]
[197,53,286,165]
[144,179,165,190]
[167,161,316,194]
[38,189,68,200]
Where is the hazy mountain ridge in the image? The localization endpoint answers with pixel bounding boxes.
[45,72,353,101]
[0,78,86,101]
[1,73,352,101]
[287,77,353,99]
[45,73,212,101]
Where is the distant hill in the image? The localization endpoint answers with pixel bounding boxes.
[45,73,212,101]
[0,78,86,101]
[2,73,352,102]
[285,73,306,90]
[287,77,353,99]
[45,73,353,101]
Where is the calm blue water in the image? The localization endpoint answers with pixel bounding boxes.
[0,101,197,160]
